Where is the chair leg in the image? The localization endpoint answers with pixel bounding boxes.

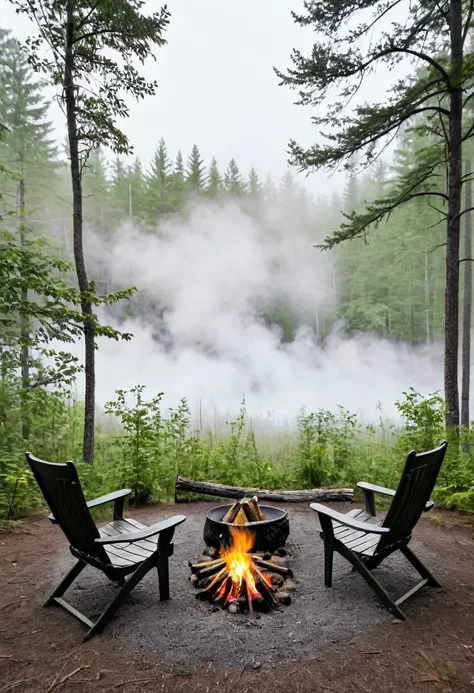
[337,542,406,620]
[401,545,441,587]
[323,537,334,588]
[157,528,175,601]
[83,553,157,642]
[44,560,87,607]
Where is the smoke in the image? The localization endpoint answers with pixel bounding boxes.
[65,196,442,426]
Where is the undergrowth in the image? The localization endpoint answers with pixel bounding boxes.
[1,382,474,518]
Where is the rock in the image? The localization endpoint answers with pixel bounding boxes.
[228,602,239,614]
[276,590,291,605]
[197,554,214,564]
[270,574,285,588]
[284,579,296,591]
[202,546,219,559]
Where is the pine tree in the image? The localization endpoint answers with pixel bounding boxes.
[13,0,169,462]
[174,150,184,180]
[186,144,206,193]
[248,167,261,197]
[207,157,222,198]
[0,30,58,216]
[369,160,389,199]
[168,149,185,211]
[144,137,173,223]
[224,158,244,195]
[0,31,58,439]
[343,175,359,214]
[263,175,278,204]
[128,157,146,225]
[109,157,131,227]
[276,0,474,427]
[279,169,297,203]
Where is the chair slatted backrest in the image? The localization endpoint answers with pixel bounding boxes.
[26,452,109,562]
[376,440,448,553]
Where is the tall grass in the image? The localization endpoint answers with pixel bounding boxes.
[1,382,473,518]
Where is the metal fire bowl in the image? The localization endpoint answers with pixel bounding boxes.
[203,503,290,553]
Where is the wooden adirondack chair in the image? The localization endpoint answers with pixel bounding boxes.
[310,440,448,620]
[26,452,186,641]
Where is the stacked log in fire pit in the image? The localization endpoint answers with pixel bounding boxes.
[189,497,294,613]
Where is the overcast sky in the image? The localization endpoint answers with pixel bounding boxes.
[1,0,410,195]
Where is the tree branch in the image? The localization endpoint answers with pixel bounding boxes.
[73,28,128,44]
[428,242,447,254]
[302,104,450,170]
[410,190,449,202]
[360,47,452,90]
[76,0,101,31]
[454,206,474,222]
[463,120,474,142]
[462,0,474,44]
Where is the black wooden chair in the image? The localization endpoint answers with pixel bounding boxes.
[310,440,448,620]
[26,452,186,641]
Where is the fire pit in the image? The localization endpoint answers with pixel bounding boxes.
[203,502,289,553]
[189,497,294,613]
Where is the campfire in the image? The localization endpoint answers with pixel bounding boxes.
[189,497,294,613]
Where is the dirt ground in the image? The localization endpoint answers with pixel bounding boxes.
[1,501,474,693]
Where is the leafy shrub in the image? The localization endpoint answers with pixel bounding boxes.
[295,407,359,487]
[2,379,474,518]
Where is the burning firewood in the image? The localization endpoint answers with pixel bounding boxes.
[190,558,225,574]
[252,557,293,577]
[190,524,294,613]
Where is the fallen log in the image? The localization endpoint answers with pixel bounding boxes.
[175,476,353,503]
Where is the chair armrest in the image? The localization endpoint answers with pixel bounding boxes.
[94,514,186,544]
[87,488,132,509]
[48,488,132,524]
[357,482,396,497]
[310,503,390,534]
[357,482,434,512]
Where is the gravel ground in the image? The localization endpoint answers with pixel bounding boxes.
[47,502,446,669]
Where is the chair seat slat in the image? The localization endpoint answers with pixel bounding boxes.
[115,518,162,550]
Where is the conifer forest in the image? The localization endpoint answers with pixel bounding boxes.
[1,1,474,520]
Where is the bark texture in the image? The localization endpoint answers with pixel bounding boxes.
[444,0,464,429]
[65,1,95,462]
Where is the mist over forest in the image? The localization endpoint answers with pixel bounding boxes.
[0,0,473,514]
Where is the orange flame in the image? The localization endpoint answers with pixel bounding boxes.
[218,527,273,607]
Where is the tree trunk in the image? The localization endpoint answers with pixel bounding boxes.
[425,252,431,344]
[461,159,472,432]
[19,178,30,440]
[444,0,463,429]
[65,0,95,463]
